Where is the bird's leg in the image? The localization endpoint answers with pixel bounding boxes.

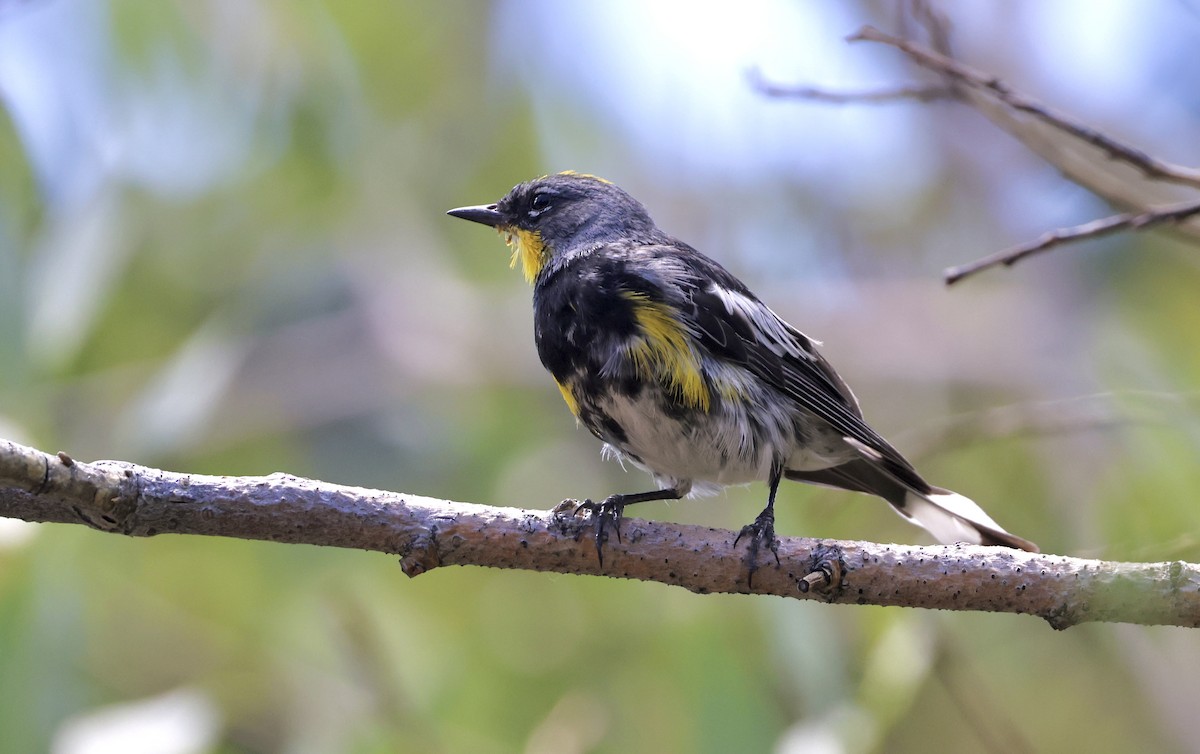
[735,462,784,586]
[574,486,684,568]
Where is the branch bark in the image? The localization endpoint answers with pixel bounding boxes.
[1,438,1197,630]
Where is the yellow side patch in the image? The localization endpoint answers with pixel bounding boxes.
[554,379,581,417]
[502,227,548,285]
[621,291,711,411]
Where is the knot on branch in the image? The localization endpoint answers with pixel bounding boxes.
[797,544,846,598]
[400,526,443,577]
[66,460,141,535]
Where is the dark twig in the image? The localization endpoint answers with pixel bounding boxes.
[754,23,1200,281]
[749,68,953,104]
[908,0,955,59]
[848,26,1200,191]
[934,640,1038,754]
[944,200,1200,285]
[901,390,1200,459]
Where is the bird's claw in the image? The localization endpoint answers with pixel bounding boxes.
[573,495,626,568]
[735,508,781,588]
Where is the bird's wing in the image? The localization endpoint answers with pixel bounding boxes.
[678,249,927,490]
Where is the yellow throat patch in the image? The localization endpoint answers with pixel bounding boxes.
[554,378,581,417]
[502,227,548,285]
[621,290,711,411]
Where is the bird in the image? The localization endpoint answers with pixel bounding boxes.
[447,171,1038,576]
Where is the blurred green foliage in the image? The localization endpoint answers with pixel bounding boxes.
[2,1,1200,752]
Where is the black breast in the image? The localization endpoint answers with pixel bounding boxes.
[532,253,643,390]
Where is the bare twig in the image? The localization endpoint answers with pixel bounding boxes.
[1,438,1198,629]
[848,26,1200,191]
[944,200,1200,284]
[908,0,955,59]
[748,68,953,104]
[934,641,1038,754]
[902,391,1200,458]
[755,23,1200,279]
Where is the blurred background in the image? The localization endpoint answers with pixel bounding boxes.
[1,0,1199,752]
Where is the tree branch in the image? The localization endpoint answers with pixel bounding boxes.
[943,200,1200,284]
[1,438,1197,630]
[756,21,1200,283]
[848,26,1200,192]
[844,25,1200,284]
[747,67,954,104]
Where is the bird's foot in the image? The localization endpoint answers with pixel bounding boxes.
[734,507,781,588]
[573,494,627,569]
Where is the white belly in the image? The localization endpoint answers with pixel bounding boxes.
[596,389,852,495]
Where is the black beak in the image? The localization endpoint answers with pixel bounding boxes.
[446,203,504,227]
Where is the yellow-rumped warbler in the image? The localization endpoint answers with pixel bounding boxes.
[448,172,1037,572]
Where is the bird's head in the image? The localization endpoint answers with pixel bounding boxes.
[447,171,659,284]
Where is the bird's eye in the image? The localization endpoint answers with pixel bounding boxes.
[530,193,552,213]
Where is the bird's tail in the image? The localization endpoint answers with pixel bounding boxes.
[899,486,1038,552]
[785,458,1038,552]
